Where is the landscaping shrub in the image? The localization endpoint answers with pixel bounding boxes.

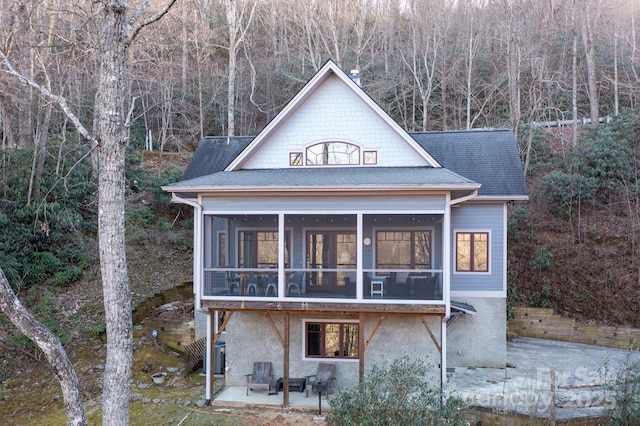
[327,356,467,426]
[604,356,640,426]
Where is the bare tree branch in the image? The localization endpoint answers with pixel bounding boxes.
[0,267,87,426]
[127,0,178,45]
[0,49,98,146]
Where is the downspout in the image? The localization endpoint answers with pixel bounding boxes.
[441,189,478,389]
[170,193,213,404]
[170,193,203,311]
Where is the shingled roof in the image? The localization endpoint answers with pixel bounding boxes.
[172,129,527,200]
[412,129,528,198]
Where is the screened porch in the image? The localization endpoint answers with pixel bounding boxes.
[200,213,447,304]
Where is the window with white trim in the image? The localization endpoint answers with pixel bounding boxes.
[455,231,489,272]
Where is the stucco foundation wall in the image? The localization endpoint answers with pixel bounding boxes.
[447,297,506,368]
[194,309,207,341]
[223,312,443,389]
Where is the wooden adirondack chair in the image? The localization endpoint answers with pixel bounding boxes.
[305,362,336,397]
[245,361,273,395]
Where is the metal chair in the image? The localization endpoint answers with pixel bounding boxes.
[287,271,304,296]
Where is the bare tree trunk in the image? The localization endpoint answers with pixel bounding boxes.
[571,0,578,146]
[226,0,237,137]
[0,268,87,426]
[1,3,176,424]
[581,1,600,126]
[94,3,132,423]
[613,30,619,116]
[466,23,474,130]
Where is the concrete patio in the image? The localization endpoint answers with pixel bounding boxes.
[212,337,640,422]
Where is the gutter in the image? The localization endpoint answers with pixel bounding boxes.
[449,189,479,206]
[440,188,478,389]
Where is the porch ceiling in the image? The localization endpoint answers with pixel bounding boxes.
[201,300,446,315]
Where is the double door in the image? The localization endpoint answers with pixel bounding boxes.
[306,231,356,294]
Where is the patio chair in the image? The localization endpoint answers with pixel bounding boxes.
[245,361,273,396]
[287,271,304,296]
[226,270,241,295]
[305,362,336,397]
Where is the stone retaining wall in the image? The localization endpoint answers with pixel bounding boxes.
[508,306,640,350]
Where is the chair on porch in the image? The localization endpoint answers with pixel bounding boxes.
[305,362,336,397]
[226,270,241,296]
[287,271,304,296]
[245,361,274,396]
[413,276,438,300]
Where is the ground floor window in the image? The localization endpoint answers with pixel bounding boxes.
[305,320,358,359]
[455,231,489,272]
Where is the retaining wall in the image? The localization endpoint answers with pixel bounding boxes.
[508,306,640,350]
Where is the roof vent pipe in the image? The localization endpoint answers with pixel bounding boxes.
[349,70,361,87]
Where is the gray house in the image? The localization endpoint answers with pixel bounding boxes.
[163,60,528,405]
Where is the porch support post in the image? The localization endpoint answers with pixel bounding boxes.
[278,213,285,296]
[441,316,446,392]
[356,213,363,300]
[283,312,290,407]
[205,310,214,405]
[358,313,365,382]
[442,196,452,389]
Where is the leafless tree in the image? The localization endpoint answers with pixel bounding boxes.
[0,1,177,425]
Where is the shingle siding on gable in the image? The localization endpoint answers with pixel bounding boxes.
[243,77,428,169]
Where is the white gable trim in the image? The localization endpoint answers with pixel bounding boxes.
[225,60,441,171]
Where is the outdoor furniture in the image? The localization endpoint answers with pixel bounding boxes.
[370,279,384,297]
[276,377,306,392]
[226,270,241,295]
[287,271,304,296]
[305,362,336,397]
[245,361,273,396]
[413,276,438,300]
[265,283,277,296]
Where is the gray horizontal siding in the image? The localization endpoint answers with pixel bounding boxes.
[450,203,505,293]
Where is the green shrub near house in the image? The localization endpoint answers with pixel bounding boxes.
[327,356,467,426]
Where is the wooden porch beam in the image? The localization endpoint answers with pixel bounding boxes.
[420,316,441,354]
[265,312,284,348]
[364,315,384,352]
[358,313,365,382]
[202,300,445,315]
[213,310,233,344]
[283,313,290,407]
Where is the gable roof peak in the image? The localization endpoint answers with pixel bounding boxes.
[225,59,441,171]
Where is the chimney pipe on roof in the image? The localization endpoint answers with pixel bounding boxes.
[349,69,361,87]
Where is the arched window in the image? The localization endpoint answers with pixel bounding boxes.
[306,142,360,165]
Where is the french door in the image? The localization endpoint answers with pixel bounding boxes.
[306,231,356,293]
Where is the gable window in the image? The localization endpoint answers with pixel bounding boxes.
[375,230,432,270]
[305,320,359,359]
[306,142,360,165]
[238,230,290,268]
[456,231,489,272]
[290,152,303,166]
[363,150,377,165]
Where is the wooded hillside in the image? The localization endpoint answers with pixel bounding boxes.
[1,0,638,150]
[1,0,640,327]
